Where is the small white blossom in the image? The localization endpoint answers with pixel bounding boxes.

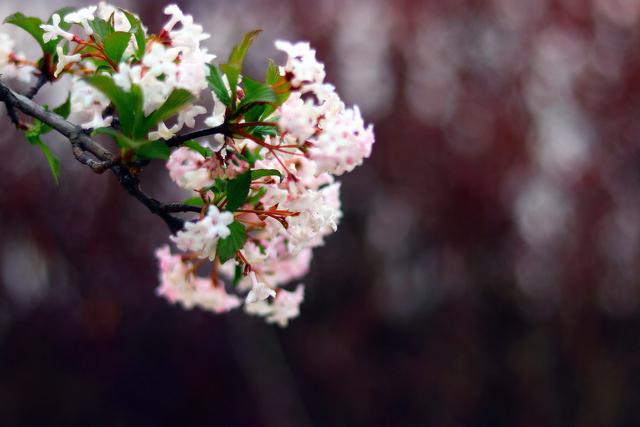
[171,206,234,261]
[245,272,276,304]
[266,285,304,327]
[54,46,81,77]
[149,122,181,141]
[275,40,326,87]
[64,6,97,35]
[40,14,75,43]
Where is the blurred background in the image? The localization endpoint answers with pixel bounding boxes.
[2,0,640,425]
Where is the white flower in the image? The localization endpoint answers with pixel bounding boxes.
[155,246,241,313]
[275,40,326,87]
[69,77,112,129]
[311,106,375,175]
[54,46,81,77]
[149,122,181,141]
[284,188,341,252]
[40,14,75,43]
[266,284,304,327]
[64,6,97,35]
[81,109,113,129]
[178,105,207,129]
[163,4,186,31]
[245,272,276,304]
[204,91,226,127]
[171,206,234,260]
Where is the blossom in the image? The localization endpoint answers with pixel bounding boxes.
[245,272,276,304]
[64,6,97,35]
[166,146,214,190]
[155,246,241,312]
[69,77,112,129]
[311,106,375,175]
[54,46,81,78]
[275,40,326,87]
[171,206,234,261]
[204,91,226,128]
[283,187,341,252]
[244,284,305,327]
[149,122,181,141]
[40,14,75,43]
[266,285,304,327]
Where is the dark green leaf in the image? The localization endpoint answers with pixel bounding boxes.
[24,123,60,183]
[265,59,280,85]
[142,89,194,135]
[4,13,47,51]
[120,9,146,59]
[183,196,205,207]
[184,140,213,157]
[93,127,138,149]
[251,168,282,182]
[137,141,170,160]
[103,31,130,64]
[207,64,231,106]
[216,221,247,263]
[53,94,71,119]
[220,63,239,110]
[238,77,276,111]
[246,187,267,206]
[232,263,243,286]
[88,17,113,42]
[225,170,251,211]
[227,29,261,71]
[252,125,277,137]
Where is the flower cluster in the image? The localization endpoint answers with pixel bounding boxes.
[1,3,374,326]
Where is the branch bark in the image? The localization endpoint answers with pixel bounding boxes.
[0,78,200,233]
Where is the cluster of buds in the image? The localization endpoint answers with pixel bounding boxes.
[0,3,374,326]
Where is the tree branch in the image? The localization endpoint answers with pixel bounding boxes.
[165,123,230,147]
[0,78,197,233]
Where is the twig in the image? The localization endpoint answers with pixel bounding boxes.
[25,73,49,99]
[164,123,230,147]
[0,78,196,233]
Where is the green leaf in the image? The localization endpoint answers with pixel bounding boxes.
[238,77,276,111]
[246,187,267,206]
[251,125,277,137]
[50,7,75,32]
[183,196,205,207]
[88,17,113,42]
[85,75,131,130]
[142,89,194,136]
[232,263,243,286]
[120,9,146,59]
[103,31,131,64]
[183,140,213,157]
[93,127,138,149]
[53,94,71,119]
[137,141,170,160]
[85,76,145,137]
[24,123,60,184]
[207,64,231,107]
[220,63,239,110]
[4,13,47,51]
[227,29,261,71]
[251,168,282,182]
[225,170,251,211]
[216,221,247,263]
[265,59,280,85]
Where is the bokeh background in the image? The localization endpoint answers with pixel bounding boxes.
[2,0,640,425]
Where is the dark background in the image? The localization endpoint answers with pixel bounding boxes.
[2,0,640,425]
